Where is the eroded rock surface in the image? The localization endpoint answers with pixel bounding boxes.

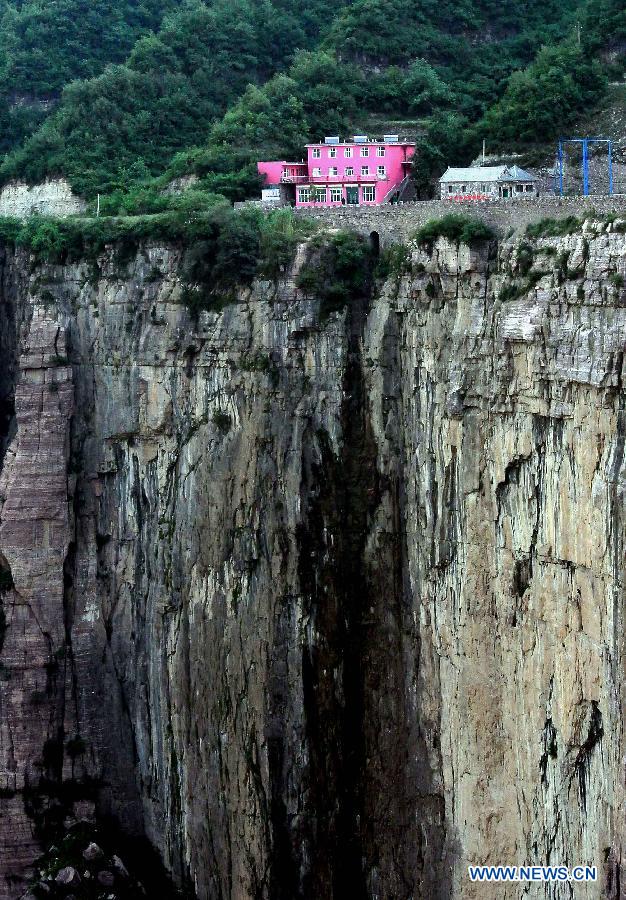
[0,225,623,899]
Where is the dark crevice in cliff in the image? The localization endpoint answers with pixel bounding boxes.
[0,255,17,476]
[574,701,603,812]
[293,293,380,900]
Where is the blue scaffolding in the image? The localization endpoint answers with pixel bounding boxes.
[557,137,613,196]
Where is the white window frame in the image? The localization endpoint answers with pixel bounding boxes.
[312,167,321,177]
[448,185,454,193]
[313,187,326,202]
[376,147,385,157]
[362,185,375,202]
[361,165,369,175]
[312,148,321,158]
[298,187,311,203]
[360,147,369,157]
[515,184,523,193]
[328,147,337,158]
[344,147,353,158]
[377,165,386,177]
[330,187,342,203]
[328,166,338,176]
[345,166,354,176]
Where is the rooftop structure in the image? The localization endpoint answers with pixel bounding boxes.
[440,165,538,201]
[258,136,416,208]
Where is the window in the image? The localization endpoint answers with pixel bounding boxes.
[345,166,354,176]
[525,184,534,192]
[328,147,337,158]
[377,147,385,157]
[377,165,386,177]
[480,184,486,193]
[328,166,338,176]
[461,185,466,192]
[361,166,369,175]
[312,167,321,177]
[344,147,352,157]
[448,185,454,193]
[298,188,311,203]
[313,187,326,202]
[330,187,342,202]
[360,147,369,157]
[312,148,321,158]
[362,185,375,202]
[515,184,523,193]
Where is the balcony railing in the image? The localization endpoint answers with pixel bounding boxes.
[283,173,389,184]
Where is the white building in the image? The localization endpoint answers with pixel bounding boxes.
[439,164,538,200]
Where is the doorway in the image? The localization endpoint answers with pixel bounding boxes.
[346,186,359,205]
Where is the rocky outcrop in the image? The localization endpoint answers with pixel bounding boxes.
[0,180,86,219]
[0,222,623,899]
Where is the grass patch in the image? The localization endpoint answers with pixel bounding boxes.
[526,216,582,239]
[414,213,495,246]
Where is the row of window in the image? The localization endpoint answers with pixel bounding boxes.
[311,166,386,177]
[298,185,377,203]
[447,183,534,193]
[312,146,385,159]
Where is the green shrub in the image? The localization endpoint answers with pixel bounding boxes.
[296,230,373,319]
[374,243,411,279]
[610,272,625,288]
[415,214,495,246]
[516,243,534,275]
[257,209,316,280]
[526,216,582,239]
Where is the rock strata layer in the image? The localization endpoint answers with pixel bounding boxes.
[0,225,623,899]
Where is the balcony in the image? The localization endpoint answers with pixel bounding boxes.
[280,173,308,184]
[308,173,388,183]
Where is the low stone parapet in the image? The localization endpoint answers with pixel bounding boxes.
[292,195,626,242]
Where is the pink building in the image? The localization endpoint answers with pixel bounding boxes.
[257,136,416,207]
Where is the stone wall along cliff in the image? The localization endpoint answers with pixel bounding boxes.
[0,219,623,899]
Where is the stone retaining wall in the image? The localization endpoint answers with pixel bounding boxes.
[291,195,626,243]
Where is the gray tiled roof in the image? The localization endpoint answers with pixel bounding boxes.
[439,164,537,183]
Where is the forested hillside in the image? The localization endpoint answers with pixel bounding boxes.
[0,0,622,205]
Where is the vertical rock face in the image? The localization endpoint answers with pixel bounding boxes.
[0,226,623,899]
[0,296,74,896]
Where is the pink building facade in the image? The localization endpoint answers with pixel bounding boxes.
[257,137,415,208]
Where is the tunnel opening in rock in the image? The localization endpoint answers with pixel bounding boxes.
[369,230,380,258]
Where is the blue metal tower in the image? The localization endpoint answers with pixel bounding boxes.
[557,138,614,196]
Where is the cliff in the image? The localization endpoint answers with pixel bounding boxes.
[0,219,623,899]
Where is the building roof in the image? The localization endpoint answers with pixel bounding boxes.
[439,164,537,183]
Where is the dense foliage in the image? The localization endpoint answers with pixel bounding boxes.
[0,0,620,202]
[479,42,606,146]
